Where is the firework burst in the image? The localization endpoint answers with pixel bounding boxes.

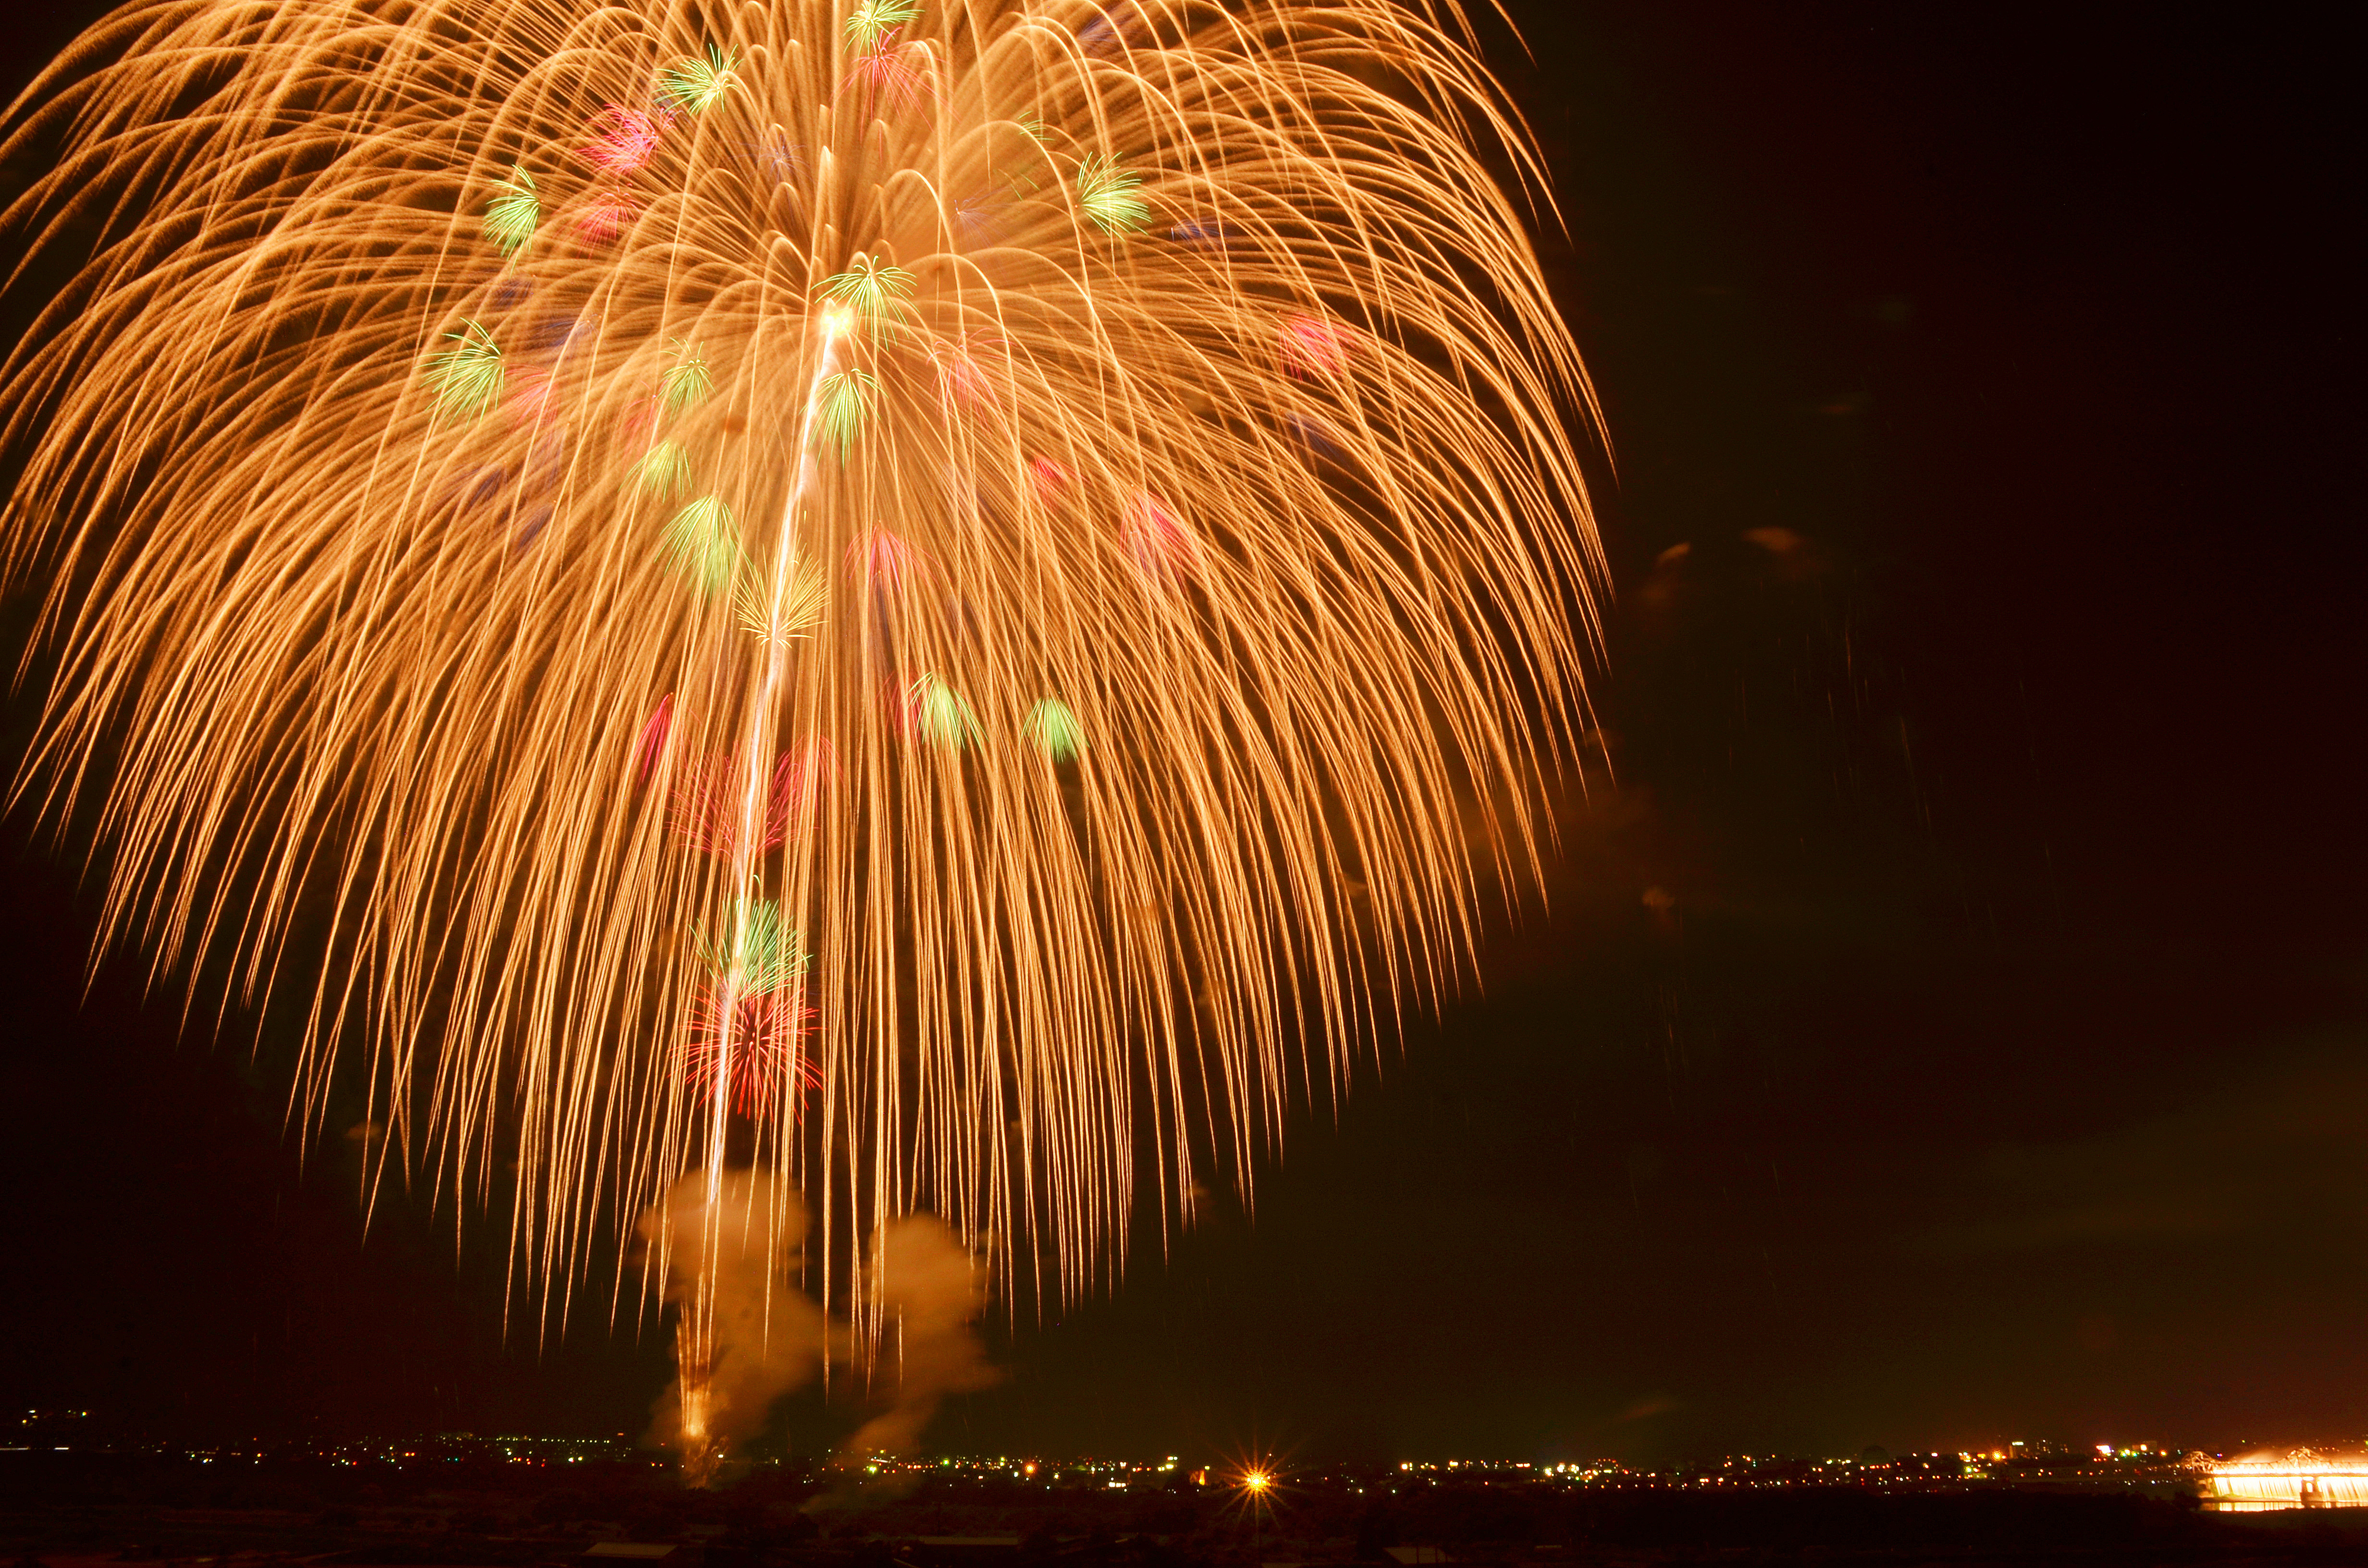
[1,0,1604,1393]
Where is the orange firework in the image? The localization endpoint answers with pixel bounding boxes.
[0,0,1604,1458]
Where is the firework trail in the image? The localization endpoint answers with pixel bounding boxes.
[642,1169,828,1482]
[2,0,1600,1463]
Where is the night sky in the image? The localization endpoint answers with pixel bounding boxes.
[1,4,2356,1464]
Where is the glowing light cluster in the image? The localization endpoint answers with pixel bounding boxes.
[2206,1450,2368,1511]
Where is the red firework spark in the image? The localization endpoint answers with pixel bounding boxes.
[620,390,664,442]
[635,694,674,783]
[682,985,819,1118]
[841,35,937,115]
[577,189,641,245]
[668,740,835,855]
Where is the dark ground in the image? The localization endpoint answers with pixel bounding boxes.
[9,1452,2368,1568]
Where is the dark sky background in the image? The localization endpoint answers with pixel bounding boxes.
[1,4,2356,1466]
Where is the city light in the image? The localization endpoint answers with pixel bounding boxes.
[11,1430,2358,1514]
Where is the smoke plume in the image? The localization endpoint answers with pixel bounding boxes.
[642,1168,826,1465]
[841,1215,1002,1457]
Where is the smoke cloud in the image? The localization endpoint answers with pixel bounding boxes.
[841,1215,1002,1457]
[642,1169,827,1461]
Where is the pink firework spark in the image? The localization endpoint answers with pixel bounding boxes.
[1027,456,1072,504]
[1121,490,1199,581]
[635,694,674,783]
[846,529,925,593]
[683,987,819,1118]
[508,368,554,425]
[620,389,664,443]
[582,104,666,175]
[1279,311,1353,377]
[930,337,1000,409]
